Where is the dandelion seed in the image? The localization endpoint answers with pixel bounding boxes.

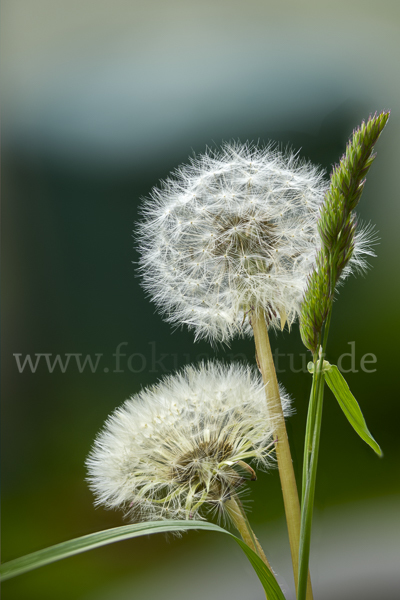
[137,142,373,344]
[86,361,291,523]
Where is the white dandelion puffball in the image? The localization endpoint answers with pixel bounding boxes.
[138,142,328,344]
[138,142,374,344]
[86,361,292,522]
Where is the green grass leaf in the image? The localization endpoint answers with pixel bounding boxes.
[325,365,382,456]
[0,520,286,599]
[232,537,286,600]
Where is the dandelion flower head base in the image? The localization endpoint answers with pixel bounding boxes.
[138,142,328,343]
[86,362,292,522]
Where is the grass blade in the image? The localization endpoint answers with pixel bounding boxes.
[0,520,286,599]
[325,365,382,456]
[233,537,285,600]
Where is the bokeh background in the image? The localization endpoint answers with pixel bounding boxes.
[2,1,400,599]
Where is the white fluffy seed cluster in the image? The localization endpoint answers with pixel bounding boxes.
[86,361,291,522]
[138,143,374,344]
[138,142,328,344]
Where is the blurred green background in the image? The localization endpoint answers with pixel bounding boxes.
[2,1,399,599]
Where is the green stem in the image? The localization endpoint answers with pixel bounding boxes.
[301,374,317,508]
[297,360,325,600]
[298,309,333,600]
[252,310,313,600]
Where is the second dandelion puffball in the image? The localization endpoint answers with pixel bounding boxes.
[86,361,292,522]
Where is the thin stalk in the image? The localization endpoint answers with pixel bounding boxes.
[251,310,313,600]
[297,309,333,600]
[224,495,272,573]
[301,374,317,507]
[297,361,325,600]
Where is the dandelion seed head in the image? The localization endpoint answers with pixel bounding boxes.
[137,142,373,343]
[137,142,326,343]
[86,361,291,522]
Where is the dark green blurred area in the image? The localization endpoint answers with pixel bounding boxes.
[2,2,400,599]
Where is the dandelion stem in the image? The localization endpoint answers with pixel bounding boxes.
[252,309,313,600]
[225,495,272,574]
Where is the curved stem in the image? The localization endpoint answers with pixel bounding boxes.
[252,310,313,600]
